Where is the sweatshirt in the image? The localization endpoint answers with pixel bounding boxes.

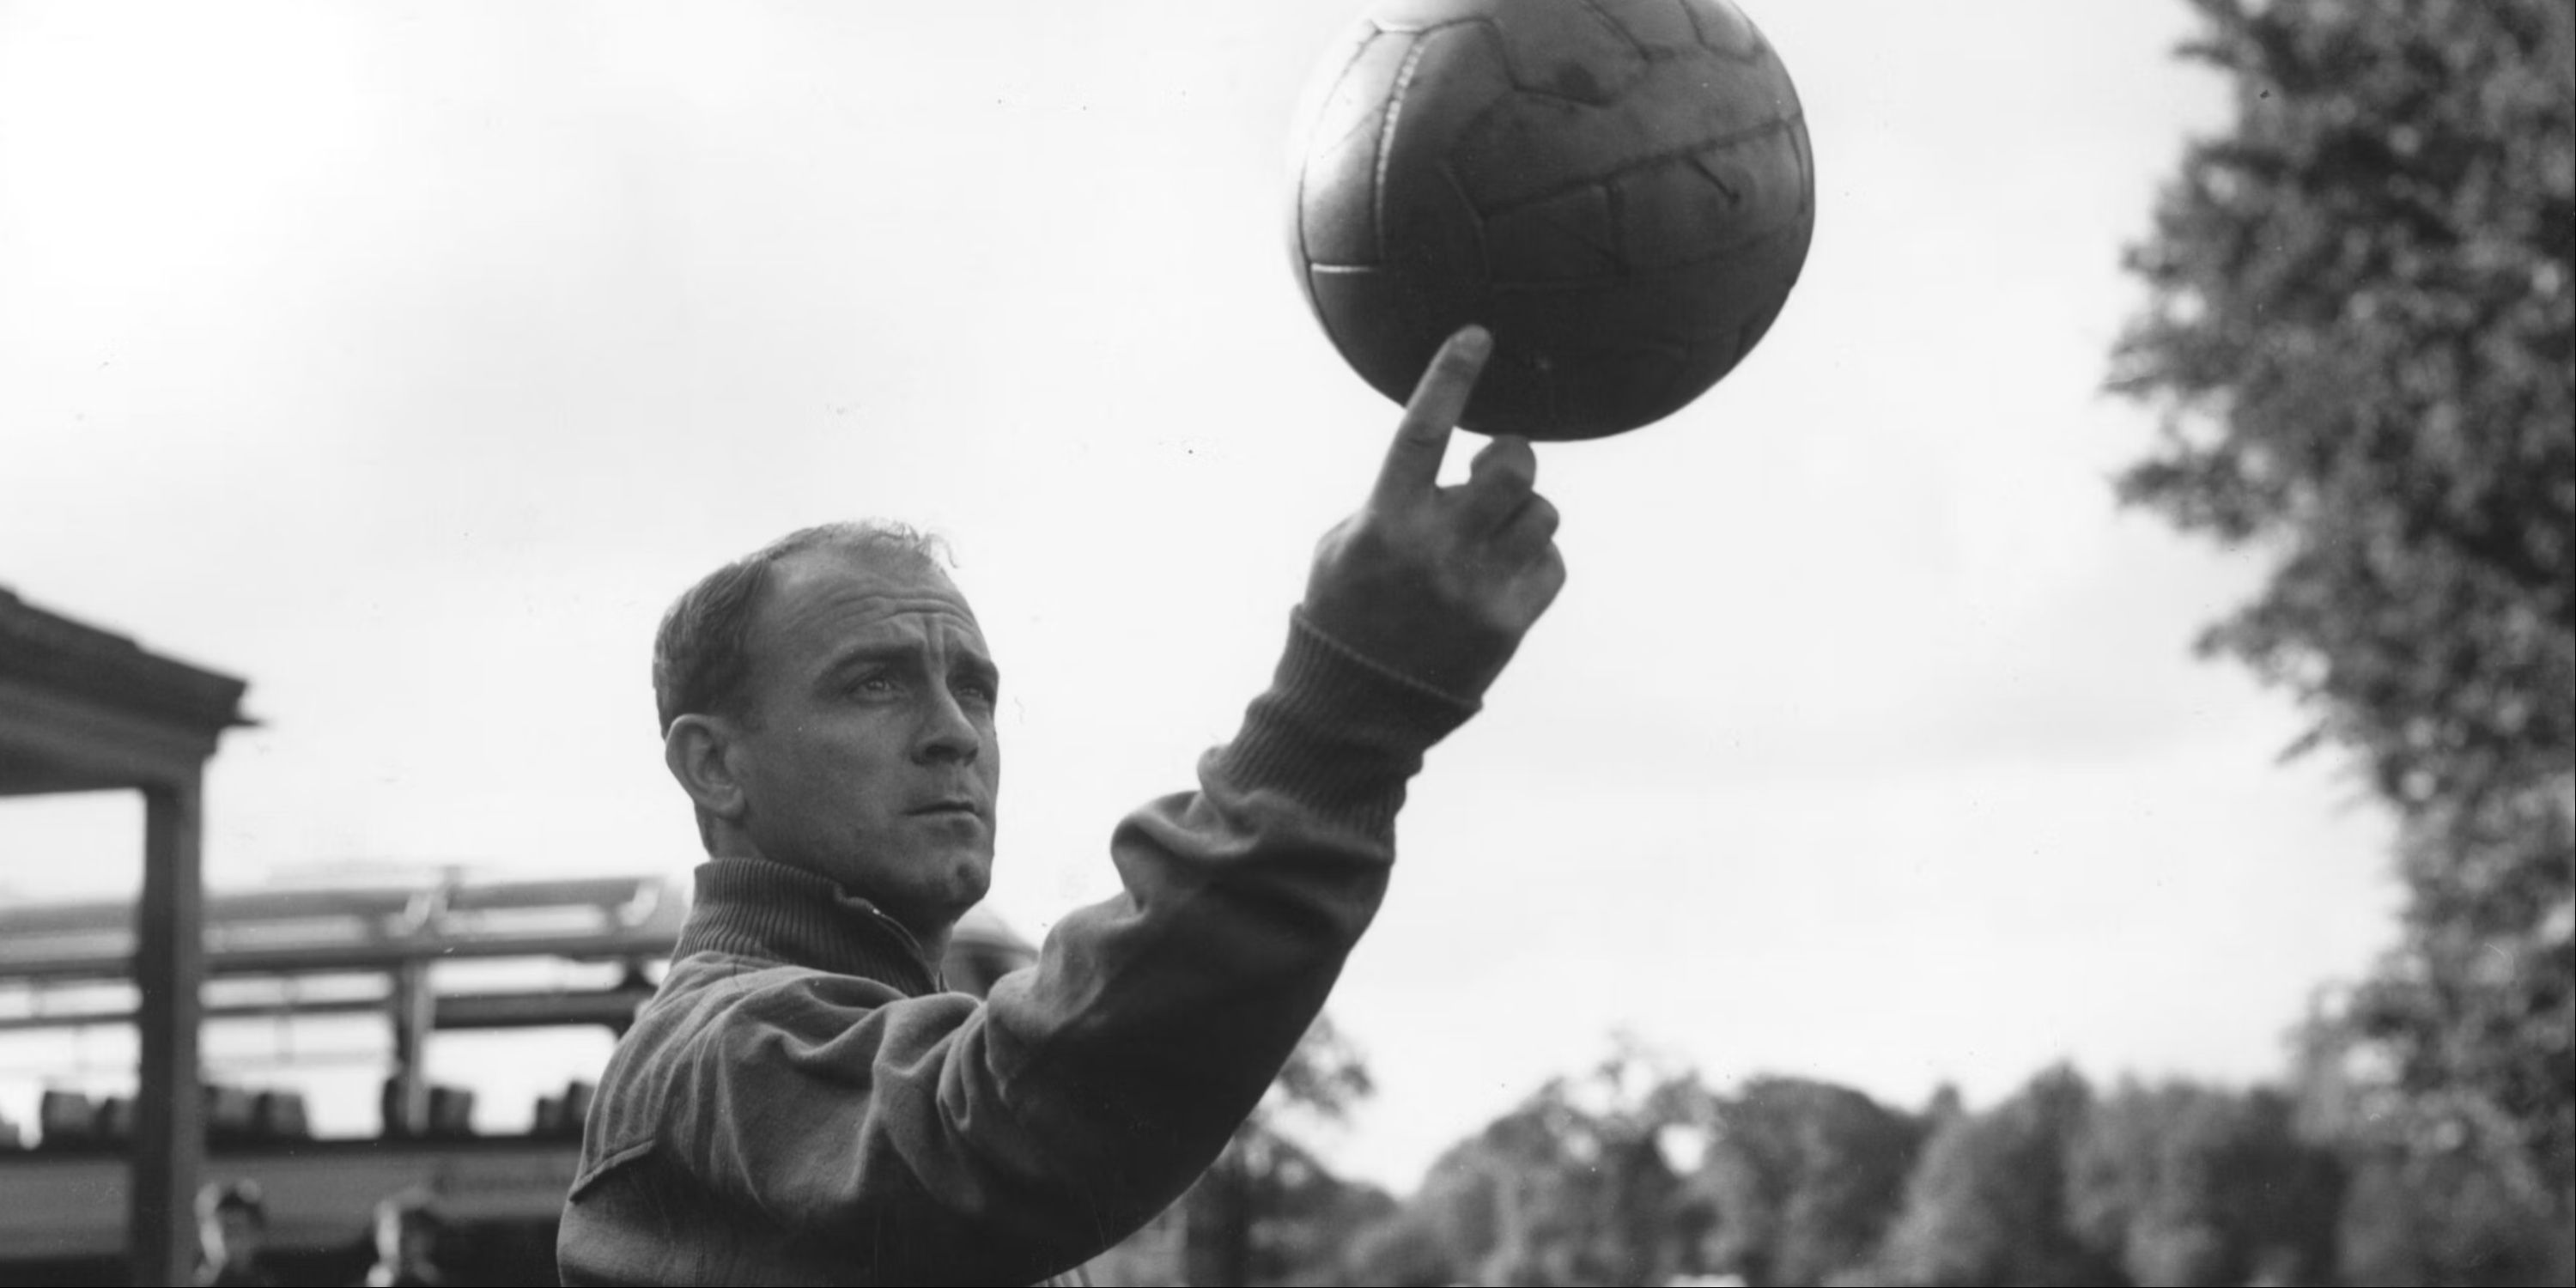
[556,612,1477,1285]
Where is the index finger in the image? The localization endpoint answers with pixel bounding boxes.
[1372,325,1492,508]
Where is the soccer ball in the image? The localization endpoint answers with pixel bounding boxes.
[1289,0,1814,440]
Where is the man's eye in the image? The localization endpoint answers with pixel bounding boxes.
[954,678,998,705]
[850,673,898,696]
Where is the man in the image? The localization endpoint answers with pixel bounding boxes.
[557,328,1562,1285]
[193,1179,276,1288]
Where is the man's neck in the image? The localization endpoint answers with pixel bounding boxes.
[681,855,954,993]
[705,842,959,963]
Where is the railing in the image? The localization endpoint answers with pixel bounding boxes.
[0,875,685,981]
[0,872,1042,1270]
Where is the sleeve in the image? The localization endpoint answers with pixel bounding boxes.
[671,611,1479,1285]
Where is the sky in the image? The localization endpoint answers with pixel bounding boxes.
[0,0,2406,1192]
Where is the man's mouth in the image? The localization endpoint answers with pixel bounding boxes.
[908,799,985,819]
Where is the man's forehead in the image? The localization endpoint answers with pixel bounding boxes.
[761,545,983,641]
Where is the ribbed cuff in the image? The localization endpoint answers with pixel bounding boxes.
[1206,609,1482,837]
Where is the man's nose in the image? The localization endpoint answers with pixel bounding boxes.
[913,689,981,765]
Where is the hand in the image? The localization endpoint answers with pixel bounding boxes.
[1302,326,1567,702]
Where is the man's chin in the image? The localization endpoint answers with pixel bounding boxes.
[896,845,993,921]
[940,853,995,913]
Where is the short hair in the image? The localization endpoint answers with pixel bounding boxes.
[652,521,951,735]
[197,1178,265,1225]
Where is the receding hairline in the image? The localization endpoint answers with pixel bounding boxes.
[768,532,961,592]
[760,520,955,576]
[756,531,978,633]
[652,519,962,736]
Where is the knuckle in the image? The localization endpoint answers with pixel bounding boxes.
[1466,460,1534,506]
[1529,495,1560,537]
[1338,518,1395,560]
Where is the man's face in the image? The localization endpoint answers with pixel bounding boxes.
[727,546,1000,932]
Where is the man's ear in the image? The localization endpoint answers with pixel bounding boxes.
[665,714,750,824]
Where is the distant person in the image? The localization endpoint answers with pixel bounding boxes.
[195,1179,277,1287]
[363,1191,447,1287]
[556,330,1564,1284]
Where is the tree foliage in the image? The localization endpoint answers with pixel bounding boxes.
[1694,1077,1926,1286]
[1872,1067,2121,1287]
[1345,1044,1718,1288]
[1088,1014,1393,1286]
[1175,1127,1398,1288]
[2065,1080,2343,1286]
[1345,1055,2524,1287]
[1184,1014,1382,1287]
[2110,0,2574,1207]
[2330,1136,2572,1286]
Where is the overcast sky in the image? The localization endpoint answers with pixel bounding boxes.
[1,0,2403,1190]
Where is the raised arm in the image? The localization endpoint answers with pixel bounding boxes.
[565,329,1566,1286]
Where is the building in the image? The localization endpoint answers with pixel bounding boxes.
[1,586,251,1284]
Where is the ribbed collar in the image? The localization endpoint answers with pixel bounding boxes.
[673,857,941,997]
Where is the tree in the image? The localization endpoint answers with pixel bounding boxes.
[2065,1080,2343,1286]
[2286,1005,2573,1285]
[1873,1066,2122,1287]
[2331,1136,2571,1287]
[1179,1127,1398,1287]
[1694,1077,1928,1285]
[2110,0,2574,1216]
[1343,1205,1463,1288]
[1346,1042,1717,1288]
[1178,1013,1381,1287]
[1085,1014,1388,1286]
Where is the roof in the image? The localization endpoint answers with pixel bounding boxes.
[0,586,252,794]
